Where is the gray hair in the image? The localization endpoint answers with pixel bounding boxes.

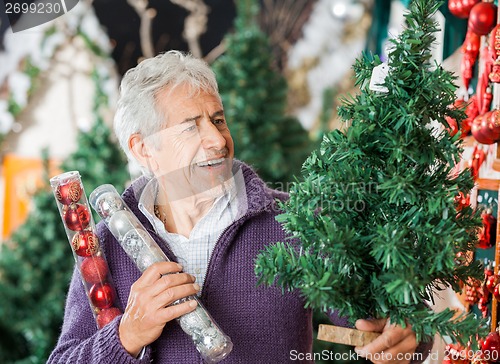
[114,51,220,164]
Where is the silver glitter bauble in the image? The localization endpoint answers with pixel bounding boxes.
[135,249,164,272]
[108,210,139,238]
[95,192,123,218]
[179,309,204,333]
[178,306,232,363]
[121,229,148,260]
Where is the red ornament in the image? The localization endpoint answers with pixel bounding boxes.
[71,230,99,257]
[494,284,500,301]
[445,99,466,137]
[469,146,486,180]
[478,295,490,317]
[487,109,500,140]
[478,209,497,249]
[468,2,497,36]
[445,343,469,364]
[64,203,91,231]
[455,192,470,211]
[490,24,500,58]
[465,278,483,304]
[80,256,108,283]
[486,275,499,293]
[482,331,500,358]
[462,96,479,137]
[462,0,481,13]
[96,307,122,328]
[461,32,481,90]
[55,181,82,205]
[464,30,482,55]
[489,60,500,83]
[89,283,115,309]
[449,0,467,18]
[472,114,496,144]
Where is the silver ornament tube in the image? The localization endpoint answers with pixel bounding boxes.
[89,184,233,363]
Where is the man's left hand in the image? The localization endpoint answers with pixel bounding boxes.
[354,318,418,364]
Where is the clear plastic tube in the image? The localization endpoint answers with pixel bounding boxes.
[89,184,233,363]
[49,171,122,329]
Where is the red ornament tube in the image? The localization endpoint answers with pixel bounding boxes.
[50,171,122,329]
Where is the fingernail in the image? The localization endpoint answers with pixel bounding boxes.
[193,283,200,291]
[190,274,196,281]
[176,263,183,270]
[189,300,197,308]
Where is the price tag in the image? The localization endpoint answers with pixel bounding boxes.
[369,63,389,93]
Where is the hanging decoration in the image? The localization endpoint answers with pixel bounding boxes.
[478,208,497,248]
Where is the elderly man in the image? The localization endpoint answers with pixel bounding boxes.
[48,51,428,363]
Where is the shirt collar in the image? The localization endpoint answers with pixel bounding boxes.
[137,165,247,233]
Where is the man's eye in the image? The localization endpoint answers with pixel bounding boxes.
[183,125,197,133]
[213,119,226,125]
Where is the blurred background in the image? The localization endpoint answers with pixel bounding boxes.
[0,0,473,362]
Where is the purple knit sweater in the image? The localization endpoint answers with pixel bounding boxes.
[47,162,430,364]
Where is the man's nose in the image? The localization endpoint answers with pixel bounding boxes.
[199,120,226,150]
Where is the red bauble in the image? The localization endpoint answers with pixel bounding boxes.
[56,181,82,205]
[96,307,122,328]
[80,256,108,283]
[486,275,499,293]
[472,114,496,144]
[468,2,497,36]
[71,230,99,257]
[64,203,90,231]
[449,0,467,18]
[462,0,481,14]
[89,283,115,309]
[482,331,500,358]
[494,284,500,301]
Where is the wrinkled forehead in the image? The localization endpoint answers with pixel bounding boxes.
[154,83,223,126]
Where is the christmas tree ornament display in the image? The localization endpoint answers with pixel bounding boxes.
[89,184,233,363]
[50,171,122,329]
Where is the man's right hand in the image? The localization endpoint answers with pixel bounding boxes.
[118,262,199,357]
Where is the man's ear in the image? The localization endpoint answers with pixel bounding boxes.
[129,133,158,173]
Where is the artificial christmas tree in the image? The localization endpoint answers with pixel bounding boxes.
[256,0,486,347]
[212,0,313,185]
[0,119,128,363]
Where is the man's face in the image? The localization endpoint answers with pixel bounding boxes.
[144,83,234,199]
